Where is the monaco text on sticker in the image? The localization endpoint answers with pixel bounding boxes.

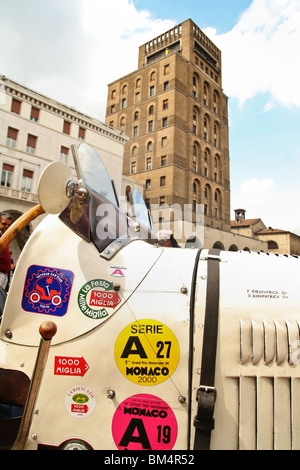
[22,265,74,316]
[78,279,121,320]
[112,394,178,450]
[65,385,96,419]
[114,320,180,386]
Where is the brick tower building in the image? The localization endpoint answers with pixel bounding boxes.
[106,19,231,239]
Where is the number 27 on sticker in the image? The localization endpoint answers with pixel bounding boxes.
[156,341,171,358]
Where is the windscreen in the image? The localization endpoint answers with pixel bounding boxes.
[130,189,152,231]
[75,143,118,207]
[73,143,129,252]
[60,143,154,255]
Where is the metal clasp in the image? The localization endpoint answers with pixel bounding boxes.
[199,252,222,262]
[196,385,216,401]
[207,254,221,261]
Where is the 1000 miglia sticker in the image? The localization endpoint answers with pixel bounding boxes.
[112,394,178,450]
[78,279,121,320]
[114,320,180,385]
[22,265,74,316]
[65,385,96,419]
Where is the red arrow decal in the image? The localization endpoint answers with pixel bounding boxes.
[54,356,89,376]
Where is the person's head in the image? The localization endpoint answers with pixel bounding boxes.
[0,212,12,234]
[156,230,172,247]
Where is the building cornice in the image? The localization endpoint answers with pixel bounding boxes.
[1,74,129,144]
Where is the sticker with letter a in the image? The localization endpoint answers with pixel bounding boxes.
[107,265,129,278]
[22,265,74,317]
[112,394,178,450]
[114,320,180,386]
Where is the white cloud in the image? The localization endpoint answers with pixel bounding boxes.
[204,0,300,109]
[240,177,275,194]
[1,0,299,116]
[0,0,175,120]
[1,0,299,235]
[232,177,300,233]
[78,0,175,117]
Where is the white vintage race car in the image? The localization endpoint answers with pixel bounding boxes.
[0,143,299,451]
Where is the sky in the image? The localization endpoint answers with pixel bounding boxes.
[1,0,300,233]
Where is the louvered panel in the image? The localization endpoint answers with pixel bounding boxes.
[257,377,274,449]
[274,378,291,450]
[275,320,288,365]
[236,376,296,449]
[286,321,299,365]
[263,320,276,364]
[240,320,251,364]
[227,316,300,449]
[239,376,256,450]
[292,378,300,449]
[251,320,264,364]
[211,377,239,450]
[240,319,299,366]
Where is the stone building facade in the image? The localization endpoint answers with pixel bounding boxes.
[0,75,127,259]
[105,19,231,242]
[255,228,300,256]
[231,209,300,256]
